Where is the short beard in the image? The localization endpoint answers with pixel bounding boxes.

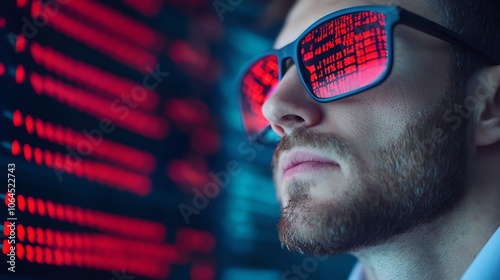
[274,94,470,255]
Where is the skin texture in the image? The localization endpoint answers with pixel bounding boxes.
[261,0,500,279]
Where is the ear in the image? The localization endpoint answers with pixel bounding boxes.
[474,65,500,147]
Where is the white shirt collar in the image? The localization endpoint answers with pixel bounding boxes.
[461,226,500,279]
[347,226,500,280]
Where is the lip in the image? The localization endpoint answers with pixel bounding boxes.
[280,151,340,180]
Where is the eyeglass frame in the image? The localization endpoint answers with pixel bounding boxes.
[239,5,500,144]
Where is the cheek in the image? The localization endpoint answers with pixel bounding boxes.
[326,43,450,164]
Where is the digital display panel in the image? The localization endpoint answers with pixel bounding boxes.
[1,1,219,279]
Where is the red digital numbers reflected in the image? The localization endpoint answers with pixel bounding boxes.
[300,11,389,98]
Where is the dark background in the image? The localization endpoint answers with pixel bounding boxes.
[0,0,355,279]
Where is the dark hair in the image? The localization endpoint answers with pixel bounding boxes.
[430,0,500,92]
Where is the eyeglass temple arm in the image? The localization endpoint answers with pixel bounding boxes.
[398,8,500,65]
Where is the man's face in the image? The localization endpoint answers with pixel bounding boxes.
[264,0,471,255]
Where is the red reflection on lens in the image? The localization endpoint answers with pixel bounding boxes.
[241,55,279,135]
[300,11,388,98]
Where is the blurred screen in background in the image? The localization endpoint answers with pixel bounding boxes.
[0,0,355,279]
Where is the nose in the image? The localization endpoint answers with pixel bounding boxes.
[262,65,322,137]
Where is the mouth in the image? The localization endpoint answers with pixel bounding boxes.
[280,150,340,180]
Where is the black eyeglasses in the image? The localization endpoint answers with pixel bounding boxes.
[237,5,500,144]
